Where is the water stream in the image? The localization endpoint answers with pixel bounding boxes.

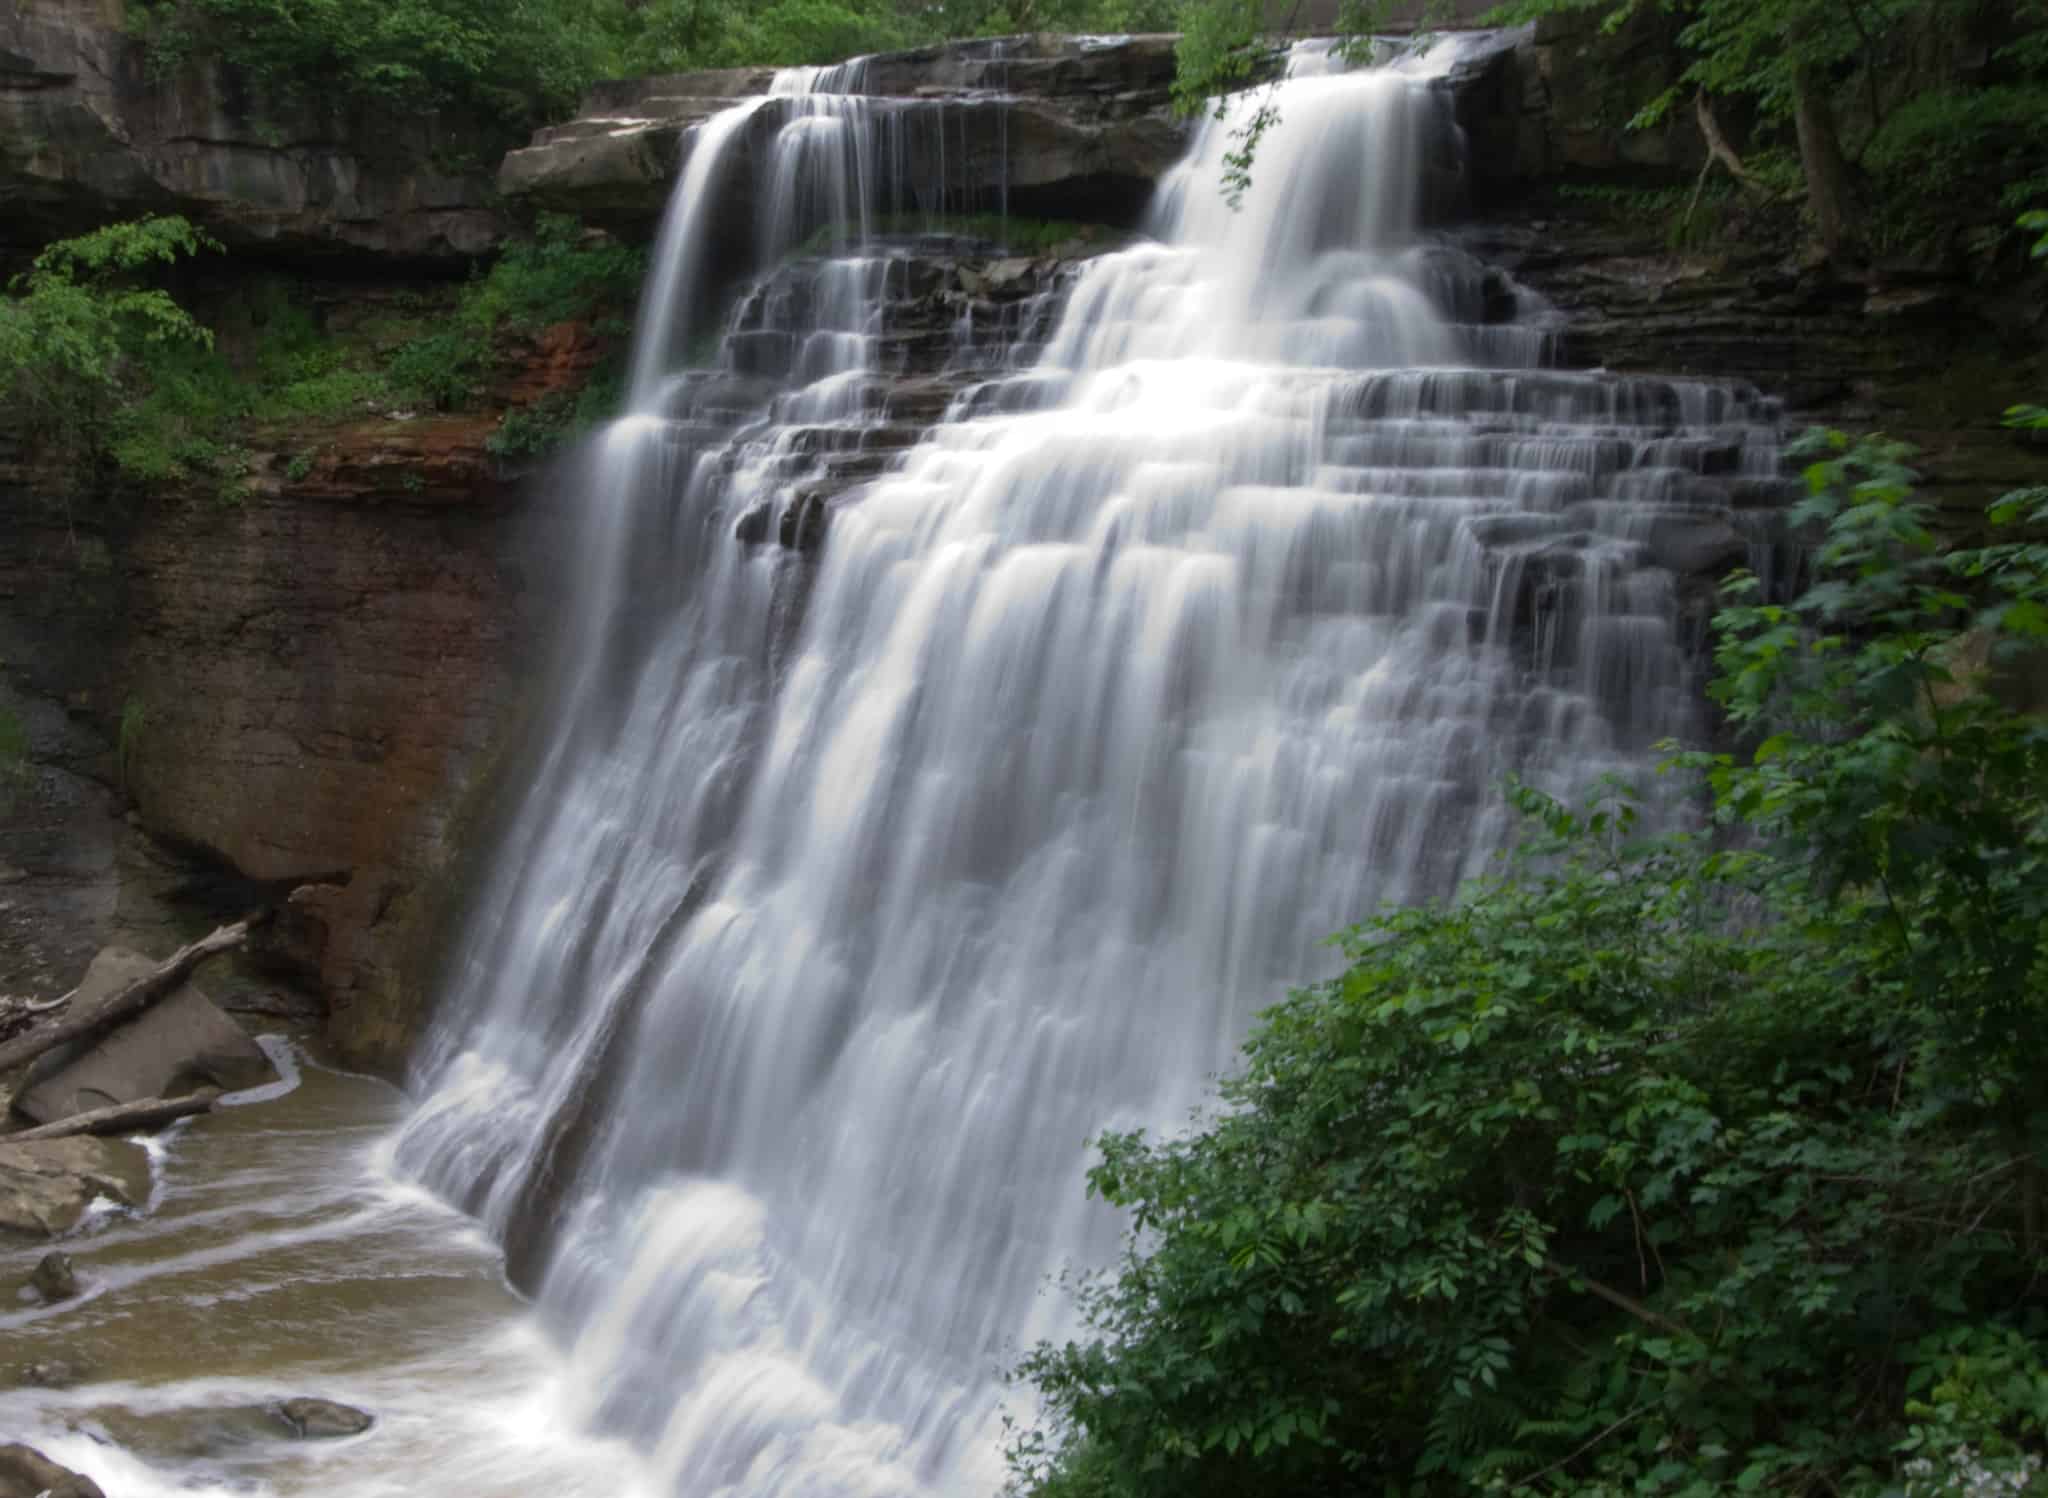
[4,35,1785,1497]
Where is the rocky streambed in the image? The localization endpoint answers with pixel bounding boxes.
[1,955,634,1497]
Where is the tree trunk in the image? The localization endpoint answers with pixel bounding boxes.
[1793,62,1860,259]
[5,1089,222,1141]
[0,920,253,1076]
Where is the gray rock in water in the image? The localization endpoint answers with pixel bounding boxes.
[0,1442,105,1498]
[30,1249,78,1301]
[14,947,278,1126]
[0,1137,150,1239]
[278,1396,374,1438]
[1643,516,1751,578]
[9,1357,89,1389]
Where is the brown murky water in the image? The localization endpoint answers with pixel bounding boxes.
[0,1039,649,1496]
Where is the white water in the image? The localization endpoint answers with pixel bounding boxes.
[0,1047,649,1498]
[356,35,1780,1498]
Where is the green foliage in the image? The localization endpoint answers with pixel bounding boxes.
[2021,209,2048,259]
[486,374,625,462]
[1866,87,2048,218]
[125,0,1188,128]
[117,697,149,794]
[0,216,219,490]
[389,215,642,411]
[1009,414,2048,1496]
[129,0,618,128]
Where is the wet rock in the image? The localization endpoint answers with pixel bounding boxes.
[502,34,1197,239]
[0,1442,104,1498]
[13,947,278,1127]
[9,1357,89,1389]
[30,1249,78,1301]
[0,1137,149,1239]
[1642,516,1750,577]
[277,1397,374,1438]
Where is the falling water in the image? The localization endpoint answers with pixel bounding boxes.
[394,35,1785,1498]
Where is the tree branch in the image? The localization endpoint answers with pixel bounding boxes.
[6,1088,221,1141]
[0,920,256,1076]
[1548,1257,1697,1340]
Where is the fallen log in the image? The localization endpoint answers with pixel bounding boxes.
[0,921,253,1077]
[6,1088,222,1141]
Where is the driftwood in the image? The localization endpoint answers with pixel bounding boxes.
[0,920,253,1077]
[1682,91,1780,234]
[5,1087,223,1142]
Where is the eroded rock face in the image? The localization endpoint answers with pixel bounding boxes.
[501,33,1198,246]
[0,1135,149,1239]
[0,1443,104,1498]
[0,404,545,1070]
[0,0,505,261]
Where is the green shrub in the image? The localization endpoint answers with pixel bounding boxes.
[486,371,625,461]
[1867,86,2048,218]
[0,216,218,484]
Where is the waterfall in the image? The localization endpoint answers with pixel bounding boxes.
[393,36,1784,1498]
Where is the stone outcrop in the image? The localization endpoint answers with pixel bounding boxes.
[0,1444,104,1498]
[276,1397,375,1438]
[0,424,543,1069]
[12,946,276,1124]
[30,1248,78,1300]
[0,1134,148,1238]
[501,33,1198,251]
[1,0,505,261]
[1460,220,2045,519]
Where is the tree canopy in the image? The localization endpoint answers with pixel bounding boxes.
[124,0,1187,132]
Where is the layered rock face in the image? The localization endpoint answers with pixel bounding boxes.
[0,0,503,261]
[0,413,544,1070]
[502,35,1193,240]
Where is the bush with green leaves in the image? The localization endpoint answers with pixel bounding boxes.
[0,216,219,489]
[128,0,621,129]
[1007,411,2048,1496]
[387,214,643,412]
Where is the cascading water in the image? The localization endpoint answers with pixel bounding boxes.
[394,35,1785,1498]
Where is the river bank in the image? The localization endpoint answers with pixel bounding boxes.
[1,1038,642,1497]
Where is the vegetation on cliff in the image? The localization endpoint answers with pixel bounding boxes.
[124,0,1183,132]
[0,213,643,496]
[1007,379,2048,1494]
[1169,0,2048,261]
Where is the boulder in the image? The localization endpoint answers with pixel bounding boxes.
[13,947,277,1126]
[7,1357,89,1389]
[277,1397,374,1438]
[30,1248,78,1300]
[0,1136,148,1239]
[0,1443,104,1498]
